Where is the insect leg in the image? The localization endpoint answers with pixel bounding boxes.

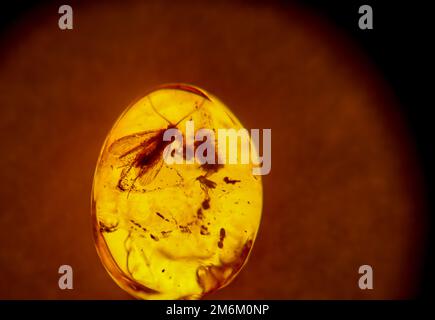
[162,162,185,183]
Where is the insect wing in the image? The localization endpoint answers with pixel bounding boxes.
[108,130,161,161]
[138,157,164,186]
[118,155,164,192]
[115,131,166,191]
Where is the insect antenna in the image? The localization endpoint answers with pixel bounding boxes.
[148,96,173,125]
[174,98,207,127]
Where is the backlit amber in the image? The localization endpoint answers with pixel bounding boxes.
[91,84,262,299]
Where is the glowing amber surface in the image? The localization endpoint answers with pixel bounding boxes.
[92,84,262,299]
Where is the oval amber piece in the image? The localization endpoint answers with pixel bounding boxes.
[92,84,262,299]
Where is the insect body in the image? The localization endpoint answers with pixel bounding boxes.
[108,96,206,194]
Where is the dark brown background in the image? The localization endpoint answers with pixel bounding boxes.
[0,0,427,299]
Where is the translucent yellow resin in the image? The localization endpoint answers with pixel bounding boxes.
[92,84,262,299]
